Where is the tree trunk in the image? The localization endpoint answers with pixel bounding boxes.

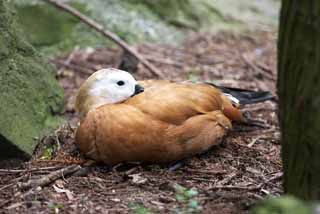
[278,0,320,199]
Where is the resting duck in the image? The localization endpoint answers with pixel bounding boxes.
[75,68,272,165]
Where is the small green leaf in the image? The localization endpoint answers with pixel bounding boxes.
[130,204,153,214]
[41,145,54,160]
[188,200,202,211]
[187,73,200,83]
[185,189,198,198]
[176,194,186,202]
[174,184,187,193]
[48,203,64,209]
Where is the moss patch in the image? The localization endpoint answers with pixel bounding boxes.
[14,0,279,56]
[0,0,64,158]
[252,196,314,214]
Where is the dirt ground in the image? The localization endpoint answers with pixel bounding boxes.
[0,30,281,214]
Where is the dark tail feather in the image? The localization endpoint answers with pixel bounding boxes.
[206,83,275,105]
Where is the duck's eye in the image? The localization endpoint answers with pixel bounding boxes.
[117,80,125,86]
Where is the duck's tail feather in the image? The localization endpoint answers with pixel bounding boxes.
[206,83,275,105]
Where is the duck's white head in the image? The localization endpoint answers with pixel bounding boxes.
[75,68,144,118]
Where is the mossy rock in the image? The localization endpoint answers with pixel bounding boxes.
[0,0,64,161]
[251,196,315,214]
[13,0,279,56]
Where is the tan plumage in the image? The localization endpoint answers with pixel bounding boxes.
[129,80,243,124]
[75,68,243,165]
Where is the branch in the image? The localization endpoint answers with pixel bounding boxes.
[43,0,165,79]
[18,164,81,190]
[0,165,82,209]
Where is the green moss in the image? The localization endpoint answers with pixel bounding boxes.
[251,196,313,214]
[16,4,79,46]
[138,0,234,29]
[15,1,89,55]
[13,0,279,56]
[14,0,186,55]
[0,0,64,157]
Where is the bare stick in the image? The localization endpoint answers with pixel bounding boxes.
[0,166,64,174]
[43,0,165,79]
[18,164,81,190]
[51,59,94,74]
[144,56,184,68]
[183,168,228,175]
[1,164,91,209]
[209,184,263,191]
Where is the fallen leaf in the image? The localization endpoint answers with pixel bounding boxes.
[53,185,74,201]
[129,173,147,185]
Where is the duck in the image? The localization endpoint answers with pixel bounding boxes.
[75,68,273,165]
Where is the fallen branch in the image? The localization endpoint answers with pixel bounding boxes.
[0,169,26,174]
[0,166,63,174]
[18,164,81,190]
[0,164,91,209]
[43,0,165,79]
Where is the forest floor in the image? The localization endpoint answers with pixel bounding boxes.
[0,30,281,214]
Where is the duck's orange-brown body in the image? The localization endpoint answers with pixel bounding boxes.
[75,79,243,165]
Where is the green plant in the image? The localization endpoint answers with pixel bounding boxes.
[130,203,153,214]
[174,184,203,213]
[41,144,56,160]
[48,202,64,214]
[186,70,200,83]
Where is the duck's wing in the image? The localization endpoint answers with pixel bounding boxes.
[75,103,231,165]
[126,81,243,124]
[76,104,168,164]
[138,79,173,89]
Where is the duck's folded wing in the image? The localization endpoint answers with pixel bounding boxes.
[138,79,172,89]
[126,81,239,124]
[75,104,169,164]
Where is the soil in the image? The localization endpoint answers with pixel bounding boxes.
[0,30,281,214]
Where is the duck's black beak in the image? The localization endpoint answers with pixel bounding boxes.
[132,84,144,96]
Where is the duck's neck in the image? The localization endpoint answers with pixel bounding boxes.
[77,96,113,119]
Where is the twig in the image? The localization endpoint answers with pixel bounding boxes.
[247,137,259,148]
[256,62,274,74]
[266,172,283,183]
[209,184,262,191]
[0,166,63,174]
[183,169,228,175]
[56,46,79,76]
[240,118,271,129]
[18,164,81,190]
[0,175,27,192]
[51,59,94,75]
[0,169,25,174]
[1,165,81,209]
[34,159,87,165]
[241,54,275,80]
[1,163,93,209]
[209,172,283,191]
[0,188,37,209]
[241,105,276,112]
[144,56,184,68]
[43,0,165,79]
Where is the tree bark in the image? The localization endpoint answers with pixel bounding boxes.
[278,0,320,199]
